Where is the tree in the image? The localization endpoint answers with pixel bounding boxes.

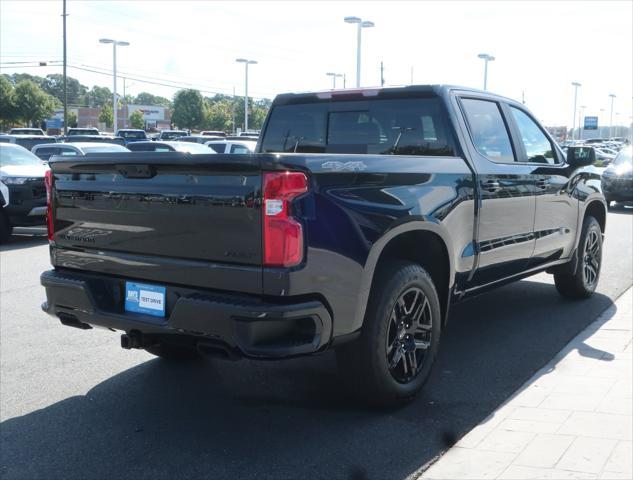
[41,74,87,107]
[85,85,112,107]
[129,110,145,129]
[12,80,56,126]
[67,111,78,128]
[172,89,207,130]
[205,98,233,132]
[0,75,17,127]
[135,92,172,108]
[99,103,113,128]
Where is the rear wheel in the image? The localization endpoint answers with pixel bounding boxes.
[144,342,200,361]
[554,216,602,299]
[336,262,441,407]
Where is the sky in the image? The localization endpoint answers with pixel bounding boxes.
[1,0,632,127]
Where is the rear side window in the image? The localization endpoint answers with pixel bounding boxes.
[461,98,515,163]
[208,143,226,153]
[230,145,250,154]
[34,147,59,159]
[510,107,558,164]
[260,97,456,156]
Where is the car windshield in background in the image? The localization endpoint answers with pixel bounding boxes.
[613,148,632,166]
[260,97,455,156]
[69,129,99,135]
[119,131,146,139]
[81,145,130,153]
[0,144,44,166]
[161,131,186,140]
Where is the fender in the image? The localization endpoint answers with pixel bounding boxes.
[352,218,455,331]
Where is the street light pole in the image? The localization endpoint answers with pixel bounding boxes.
[608,94,616,140]
[571,82,581,140]
[99,38,129,133]
[477,53,495,91]
[236,58,257,132]
[344,16,374,88]
[326,72,343,89]
[579,105,586,141]
[62,0,68,135]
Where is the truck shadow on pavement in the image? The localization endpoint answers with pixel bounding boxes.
[0,228,48,252]
[0,280,619,480]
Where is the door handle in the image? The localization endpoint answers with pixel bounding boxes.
[536,179,549,189]
[482,180,501,193]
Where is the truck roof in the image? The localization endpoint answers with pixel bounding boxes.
[272,84,517,106]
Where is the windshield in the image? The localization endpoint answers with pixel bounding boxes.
[82,145,130,153]
[10,128,44,135]
[261,97,455,156]
[613,148,632,167]
[173,142,215,154]
[119,130,147,139]
[161,131,186,140]
[0,144,43,167]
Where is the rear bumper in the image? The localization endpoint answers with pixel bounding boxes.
[41,269,332,359]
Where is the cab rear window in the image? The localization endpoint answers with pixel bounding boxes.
[260,97,456,156]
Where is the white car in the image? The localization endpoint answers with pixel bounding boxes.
[205,140,255,154]
[0,144,49,242]
[31,142,130,161]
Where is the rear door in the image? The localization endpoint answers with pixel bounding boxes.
[458,97,536,288]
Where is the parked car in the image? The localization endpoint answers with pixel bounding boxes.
[0,134,57,151]
[9,128,47,135]
[63,135,125,145]
[205,139,255,154]
[226,135,258,142]
[126,141,217,154]
[200,130,227,137]
[32,142,130,161]
[116,129,148,145]
[178,135,224,144]
[602,146,632,208]
[0,144,48,242]
[41,85,607,406]
[67,127,100,136]
[158,130,188,141]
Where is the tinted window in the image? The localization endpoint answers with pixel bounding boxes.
[119,130,147,139]
[81,145,130,153]
[510,107,557,164]
[34,147,59,159]
[461,99,515,163]
[261,97,455,156]
[208,143,226,153]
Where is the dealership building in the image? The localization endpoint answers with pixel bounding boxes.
[46,104,172,132]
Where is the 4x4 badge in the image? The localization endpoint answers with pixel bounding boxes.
[320,161,367,172]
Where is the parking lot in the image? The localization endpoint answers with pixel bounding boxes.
[0,207,631,480]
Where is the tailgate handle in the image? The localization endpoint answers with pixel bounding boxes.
[116,165,156,179]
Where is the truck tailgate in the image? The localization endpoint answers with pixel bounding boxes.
[49,153,263,292]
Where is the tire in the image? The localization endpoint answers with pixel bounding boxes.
[0,211,12,244]
[554,216,602,299]
[144,342,200,361]
[336,262,442,407]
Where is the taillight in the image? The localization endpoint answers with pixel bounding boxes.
[44,169,53,241]
[262,171,308,267]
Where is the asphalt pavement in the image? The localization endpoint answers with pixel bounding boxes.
[1,208,632,480]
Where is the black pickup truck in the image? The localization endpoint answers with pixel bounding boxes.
[41,85,606,406]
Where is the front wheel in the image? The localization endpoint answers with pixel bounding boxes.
[554,216,603,299]
[336,262,441,407]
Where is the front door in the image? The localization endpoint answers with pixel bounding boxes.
[506,106,579,265]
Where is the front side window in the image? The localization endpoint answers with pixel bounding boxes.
[260,97,455,156]
[510,107,557,164]
[461,98,515,163]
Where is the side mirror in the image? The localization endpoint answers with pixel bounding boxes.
[566,146,595,167]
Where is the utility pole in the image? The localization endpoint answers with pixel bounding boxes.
[410,67,414,85]
[609,94,616,139]
[123,77,127,128]
[571,82,581,140]
[380,61,385,86]
[232,86,236,134]
[62,0,68,135]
